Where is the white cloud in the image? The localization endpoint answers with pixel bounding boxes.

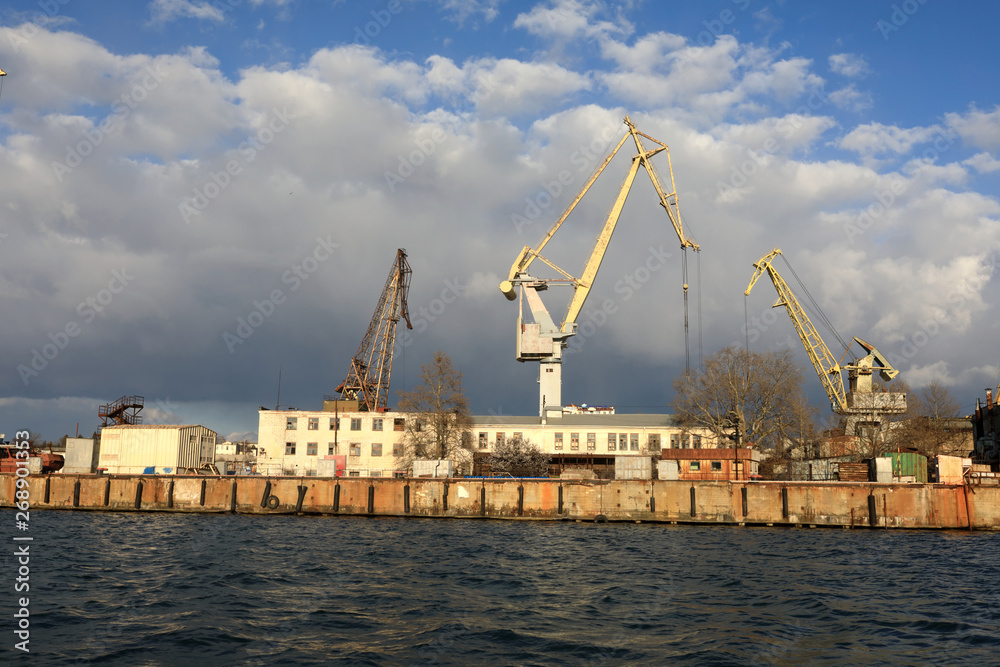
[946,105,1000,150]
[829,84,873,112]
[514,0,631,42]
[838,122,944,156]
[828,53,870,78]
[964,152,1000,173]
[148,0,226,23]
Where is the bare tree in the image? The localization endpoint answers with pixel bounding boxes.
[488,436,550,477]
[394,351,473,470]
[888,380,967,456]
[672,346,815,452]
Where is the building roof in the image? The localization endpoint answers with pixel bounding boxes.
[470,414,686,428]
[101,424,215,432]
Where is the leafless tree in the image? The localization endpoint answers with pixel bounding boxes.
[394,351,473,470]
[672,346,815,453]
[888,380,968,456]
[488,436,549,477]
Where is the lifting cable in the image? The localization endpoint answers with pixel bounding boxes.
[697,249,703,368]
[778,254,855,361]
[682,247,690,376]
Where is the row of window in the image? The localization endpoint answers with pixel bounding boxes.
[687,461,733,471]
[285,417,407,432]
[284,442,403,457]
[475,432,701,451]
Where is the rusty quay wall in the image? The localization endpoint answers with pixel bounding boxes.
[2,474,998,530]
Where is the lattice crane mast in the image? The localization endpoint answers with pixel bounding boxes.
[335,249,413,412]
[498,116,699,417]
[745,248,906,434]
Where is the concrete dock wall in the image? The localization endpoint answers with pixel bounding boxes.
[2,474,998,530]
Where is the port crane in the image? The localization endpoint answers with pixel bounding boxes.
[334,249,413,412]
[499,116,699,417]
[745,248,907,439]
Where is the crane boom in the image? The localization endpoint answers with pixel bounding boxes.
[745,248,906,423]
[746,248,848,412]
[335,249,413,412]
[499,116,699,416]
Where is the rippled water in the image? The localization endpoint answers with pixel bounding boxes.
[12,511,1000,665]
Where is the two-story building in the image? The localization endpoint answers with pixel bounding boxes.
[257,404,721,477]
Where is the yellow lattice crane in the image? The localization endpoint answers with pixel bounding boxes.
[745,249,906,434]
[499,116,699,416]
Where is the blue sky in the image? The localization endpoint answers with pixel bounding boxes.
[1,0,998,442]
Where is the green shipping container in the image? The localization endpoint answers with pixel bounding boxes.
[885,452,928,483]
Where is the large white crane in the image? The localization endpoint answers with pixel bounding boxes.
[499,116,699,417]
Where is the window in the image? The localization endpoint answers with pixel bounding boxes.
[692,434,702,449]
[327,443,337,456]
[372,443,382,457]
[394,418,405,431]
[416,420,426,432]
[372,418,383,431]
[370,471,382,478]
[462,432,472,449]
[350,418,362,431]
[286,417,297,430]
[285,442,296,455]
[348,471,360,477]
[189,435,197,445]
[308,417,318,430]
[393,443,403,457]
[307,443,318,456]
[479,432,488,450]
[710,461,722,471]
[670,433,680,448]
[648,434,661,451]
[349,444,361,456]
[587,433,596,451]
[570,433,580,451]
[630,433,639,451]
[330,418,339,430]
[619,433,627,451]
[513,432,522,441]
[496,433,505,447]
[690,461,701,471]
[554,433,564,450]
[608,433,617,452]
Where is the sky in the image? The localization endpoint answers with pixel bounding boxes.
[1,0,998,443]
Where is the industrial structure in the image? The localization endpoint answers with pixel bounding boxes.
[499,116,699,417]
[333,249,413,412]
[98,424,217,475]
[972,387,999,469]
[256,406,718,478]
[98,394,144,427]
[745,248,907,441]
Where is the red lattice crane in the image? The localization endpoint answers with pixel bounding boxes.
[334,249,413,412]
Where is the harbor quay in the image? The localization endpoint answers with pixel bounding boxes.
[3,474,999,530]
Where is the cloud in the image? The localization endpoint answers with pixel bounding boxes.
[828,53,870,78]
[946,105,1000,150]
[148,0,227,24]
[964,152,1000,173]
[838,122,945,156]
[829,84,873,112]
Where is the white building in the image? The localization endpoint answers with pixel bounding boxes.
[98,425,217,475]
[257,406,719,477]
